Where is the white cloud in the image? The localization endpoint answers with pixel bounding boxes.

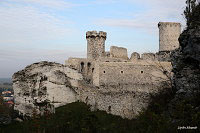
[0,0,75,44]
[95,0,186,32]
[0,0,80,77]
[0,48,85,61]
[0,47,85,77]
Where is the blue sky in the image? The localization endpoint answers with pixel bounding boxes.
[0,0,186,78]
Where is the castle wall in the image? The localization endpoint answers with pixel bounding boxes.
[77,78,162,119]
[97,57,128,62]
[141,53,156,61]
[110,46,128,60]
[156,51,172,62]
[77,84,151,119]
[104,51,110,58]
[86,31,107,59]
[93,61,172,87]
[66,58,94,83]
[158,22,181,52]
[130,52,140,62]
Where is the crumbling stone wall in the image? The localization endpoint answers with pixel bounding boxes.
[110,46,128,60]
[77,81,157,119]
[130,52,140,61]
[66,58,94,83]
[156,51,172,62]
[141,53,156,61]
[104,51,110,58]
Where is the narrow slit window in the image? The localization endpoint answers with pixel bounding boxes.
[80,62,84,72]
[87,62,91,71]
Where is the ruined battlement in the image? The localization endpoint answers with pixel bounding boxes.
[130,52,140,61]
[158,22,181,27]
[110,46,128,60]
[86,31,107,39]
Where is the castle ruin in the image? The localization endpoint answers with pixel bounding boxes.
[66,22,181,88]
[13,22,182,119]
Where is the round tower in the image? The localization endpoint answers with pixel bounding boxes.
[158,22,181,52]
[86,31,107,59]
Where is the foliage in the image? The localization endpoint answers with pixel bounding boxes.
[1,88,199,132]
[184,0,200,26]
[0,95,10,116]
[0,94,13,125]
[0,94,175,133]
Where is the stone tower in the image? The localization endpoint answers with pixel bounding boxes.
[86,31,107,59]
[158,22,181,52]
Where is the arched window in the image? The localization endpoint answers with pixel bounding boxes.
[80,62,84,72]
[87,62,91,71]
[92,68,94,73]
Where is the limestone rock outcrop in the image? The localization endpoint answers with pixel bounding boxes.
[12,61,83,117]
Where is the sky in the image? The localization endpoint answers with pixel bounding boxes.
[0,0,187,78]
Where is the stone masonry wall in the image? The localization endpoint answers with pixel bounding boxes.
[92,61,172,87]
[141,53,156,61]
[110,46,128,60]
[158,22,181,52]
[130,52,140,61]
[77,81,157,119]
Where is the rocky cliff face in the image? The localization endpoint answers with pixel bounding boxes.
[171,10,200,97]
[170,4,200,123]
[12,61,83,117]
